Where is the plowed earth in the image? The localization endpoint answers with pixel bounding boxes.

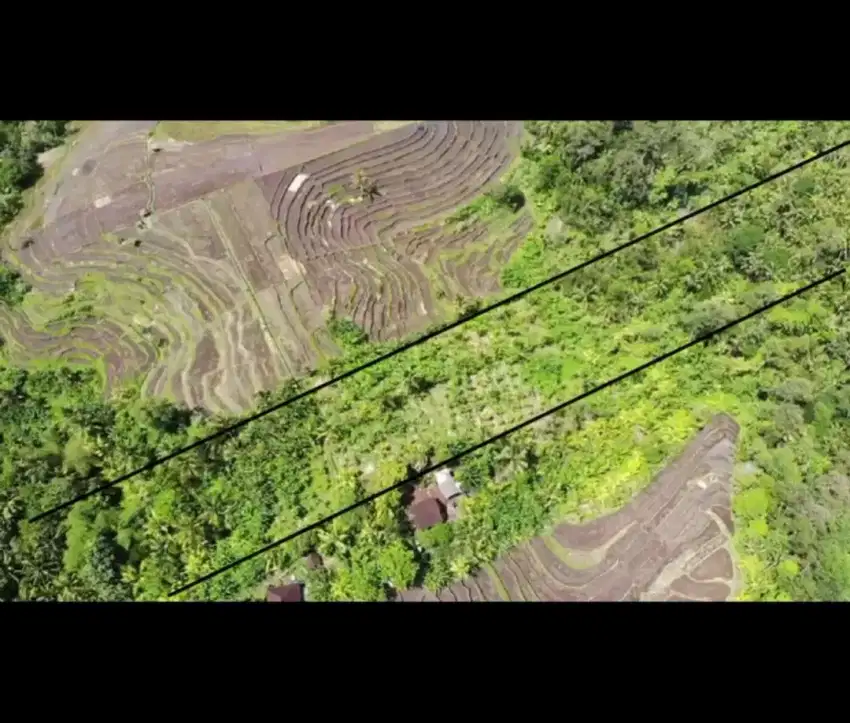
[1,121,529,413]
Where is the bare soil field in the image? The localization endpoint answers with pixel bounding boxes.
[398,414,742,602]
[0,121,530,413]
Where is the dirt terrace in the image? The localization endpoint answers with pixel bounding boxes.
[398,414,742,602]
[256,121,525,341]
[2,121,532,414]
[23,121,382,260]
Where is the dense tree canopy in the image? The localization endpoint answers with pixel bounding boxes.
[1,120,849,601]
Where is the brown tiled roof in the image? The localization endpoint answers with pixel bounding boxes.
[267,583,304,602]
[410,498,447,530]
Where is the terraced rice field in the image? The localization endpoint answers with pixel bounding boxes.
[399,414,742,602]
[0,121,529,413]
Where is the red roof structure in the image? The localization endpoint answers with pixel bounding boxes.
[267,583,304,602]
[410,498,447,530]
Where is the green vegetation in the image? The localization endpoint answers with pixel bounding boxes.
[0,264,30,306]
[444,182,525,234]
[2,121,850,601]
[0,121,71,307]
[0,121,70,227]
[485,182,525,213]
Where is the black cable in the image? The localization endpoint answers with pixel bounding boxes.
[30,138,850,523]
[167,267,846,596]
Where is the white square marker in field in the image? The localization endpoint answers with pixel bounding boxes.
[287,173,309,193]
[94,195,112,208]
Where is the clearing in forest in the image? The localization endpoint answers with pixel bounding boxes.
[399,414,742,602]
[0,121,530,413]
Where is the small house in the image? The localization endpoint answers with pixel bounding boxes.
[267,582,304,603]
[410,498,447,530]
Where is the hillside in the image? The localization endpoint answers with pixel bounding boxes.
[1,121,526,413]
[1,120,849,602]
[400,414,740,602]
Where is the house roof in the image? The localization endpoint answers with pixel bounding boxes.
[267,583,304,602]
[435,469,462,500]
[435,469,454,484]
[410,498,447,530]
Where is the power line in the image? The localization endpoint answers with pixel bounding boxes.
[167,267,846,597]
[30,138,850,523]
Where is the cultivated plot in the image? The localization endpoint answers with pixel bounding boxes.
[399,414,741,602]
[1,121,530,413]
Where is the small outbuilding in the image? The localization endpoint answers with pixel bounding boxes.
[435,469,463,502]
[410,498,447,530]
[267,582,304,603]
